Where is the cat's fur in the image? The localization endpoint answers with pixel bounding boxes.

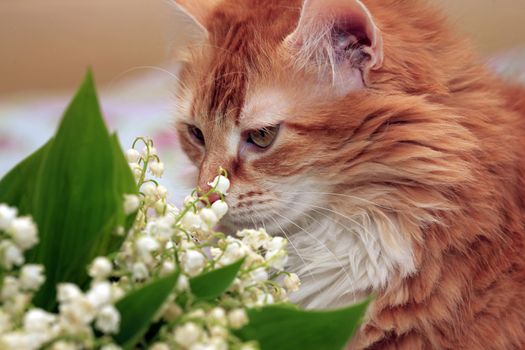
[173,0,525,348]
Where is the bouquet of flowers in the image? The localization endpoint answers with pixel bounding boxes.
[0,72,368,350]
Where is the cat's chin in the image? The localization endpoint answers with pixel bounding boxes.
[217,213,290,237]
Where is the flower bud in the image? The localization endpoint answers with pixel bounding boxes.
[8,217,38,250]
[163,303,182,322]
[142,183,157,198]
[211,200,228,220]
[136,236,160,263]
[1,276,20,299]
[228,309,248,329]
[150,343,170,350]
[57,283,83,304]
[50,341,78,350]
[208,175,230,195]
[23,308,56,333]
[208,307,227,326]
[181,211,203,230]
[182,250,205,276]
[123,194,140,215]
[149,161,165,178]
[283,273,301,292]
[0,241,24,269]
[174,322,201,348]
[156,185,168,199]
[199,208,218,227]
[160,261,176,276]
[176,274,189,292]
[250,267,268,283]
[132,262,149,281]
[128,162,143,180]
[19,264,45,291]
[86,281,112,309]
[125,149,141,163]
[0,204,17,231]
[88,257,113,280]
[95,305,121,334]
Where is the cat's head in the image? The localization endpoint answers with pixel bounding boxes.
[174,0,389,228]
[172,0,472,304]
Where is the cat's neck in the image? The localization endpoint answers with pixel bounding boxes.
[285,209,415,309]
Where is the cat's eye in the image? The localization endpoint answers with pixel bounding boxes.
[247,125,280,149]
[188,125,205,145]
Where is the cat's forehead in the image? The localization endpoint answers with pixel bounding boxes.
[178,3,301,129]
[178,82,291,131]
[240,88,291,129]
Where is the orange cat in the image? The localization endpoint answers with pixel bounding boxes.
[172,0,525,348]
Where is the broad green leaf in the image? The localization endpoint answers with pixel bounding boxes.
[89,134,138,256]
[0,140,51,214]
[190,259,244,300]
[237,299,371,350]
[15,71,136,309]
[110,133,139,233]
[0,72,138,311]
[114,271,180,349]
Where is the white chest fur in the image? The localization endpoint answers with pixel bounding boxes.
[286,211,416,309]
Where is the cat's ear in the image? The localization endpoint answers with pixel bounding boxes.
[173,0,220,32]
[286,0,383,88]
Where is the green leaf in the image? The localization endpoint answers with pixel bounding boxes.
[190,259,244,300]
[110,133,139,232]
[29,71,119,308]
[90,134,138,256]
[0,140,51,214]
[237,299,371,350]
[0,71,139,309]
[114,271,180,349]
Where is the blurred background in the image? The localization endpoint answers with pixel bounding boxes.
[0,0,524,197]
[1,0,525,95]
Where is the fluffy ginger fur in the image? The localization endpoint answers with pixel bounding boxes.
[173,0,525,348]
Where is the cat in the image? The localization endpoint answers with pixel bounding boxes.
[172,0,525,348]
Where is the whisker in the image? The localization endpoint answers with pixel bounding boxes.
[253,211,268,233]
[268,215,320,294]
[273,196,370,233]
[107,65,182,91]
[270,197,380,268]
[249,215,258,230]
[274,190,389,209]
[270,210,352,277]
[270,210,349,306]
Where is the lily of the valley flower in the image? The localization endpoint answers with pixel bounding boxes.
[125,149,141,163]
[182,250,206,277]
[123,194,140,215]
[88,257,113,280]
[149,161,165,178]
[0,204,17,231]
[211,200,228,220]
[284,273,301,293]
[19,265,45,291]
[0,137,300,350]
[208,175,230,195]
[174,322,202,348]
[8,217,39,250]
[95,305,120,334]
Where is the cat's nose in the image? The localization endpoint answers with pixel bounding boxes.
[206,193,221,204]
[197,190,221,205]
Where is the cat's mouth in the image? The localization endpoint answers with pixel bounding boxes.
[220,201,307,238]
[220,208,278,233]
[217,185,318,236]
